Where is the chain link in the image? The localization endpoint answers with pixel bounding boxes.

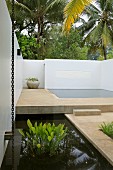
[11,0,15,169]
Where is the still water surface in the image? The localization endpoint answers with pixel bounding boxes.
[49,89,113,98]
[1,114,113,170]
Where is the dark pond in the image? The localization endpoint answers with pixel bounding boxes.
[1,114,113,170]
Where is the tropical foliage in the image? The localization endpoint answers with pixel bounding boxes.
[16,33,40,59]
[17,27,89,60]
[76,0,113,60]
[19,119,67,157]
[63,0,93,33]
[8,0,113,60]
[46,27,88,59]
[6,0,66,43]
[100,122,113,139]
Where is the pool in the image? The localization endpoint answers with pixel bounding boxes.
[49,89,113,98]
[1,114,113,170]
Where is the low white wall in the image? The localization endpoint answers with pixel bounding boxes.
[23,59,113,91]
[101,59,113,91]
[23,60,45,88]
[0,0,23,167]
[45,59,101,89]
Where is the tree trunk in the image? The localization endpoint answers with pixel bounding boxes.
[37,16,44,44]
[37,18,41,44]
[103,45,107,60]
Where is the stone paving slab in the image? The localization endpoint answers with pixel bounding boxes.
[65,113,113,166]
[73,109,101,116]
[16,89,60,106]
[17,89,113,106]
[16,89,113,114]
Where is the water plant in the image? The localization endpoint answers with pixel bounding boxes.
[99,122,113,139]
[19,119,67,157]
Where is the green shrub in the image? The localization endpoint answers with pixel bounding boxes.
[19,119,67,157]
[99,122,113,139]
[16,33,41,60]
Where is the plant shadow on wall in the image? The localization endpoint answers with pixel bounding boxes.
[18,119,102,170]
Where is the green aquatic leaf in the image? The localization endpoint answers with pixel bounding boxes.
[51,132,54,138]
[45,130,49,136]
[31,127,35,134]
[37,144,41,148]
[36,126,39,134]
[43,123,47,129]
[19,129,25,137]
[27,119,33,129]
[48,136,52,142]
[61,130,64,136]
[34,122,37,128]
[26,132,30,138]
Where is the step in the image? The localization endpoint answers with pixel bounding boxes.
[73,109,101,116]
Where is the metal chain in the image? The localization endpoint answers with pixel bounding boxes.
[11,0,15,169]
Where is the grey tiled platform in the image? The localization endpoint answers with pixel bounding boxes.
[16,89,113,114]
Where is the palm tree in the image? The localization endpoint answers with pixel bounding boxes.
[77,0,113,60]
[63,0,94,33]
[6,0,66,43]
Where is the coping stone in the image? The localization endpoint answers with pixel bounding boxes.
[73,109,101,116]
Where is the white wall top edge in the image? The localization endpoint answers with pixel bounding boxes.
[45,59,102,63]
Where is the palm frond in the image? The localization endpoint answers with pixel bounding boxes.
[101,22,112,47]
[15,0,32,13]
[47,0,66,12]
[63,0,94,33]
[83,21,101,43]
[78,19,96,34]
[87,22,103,43]
[89,3,101,13]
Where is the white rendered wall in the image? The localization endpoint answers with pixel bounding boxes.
[101,59,113,91]
[23,60,45,88]
[23,59,113,91]
[0,0,23,167]
[15,35,23,104]
[45,59,101,89]
[0,0,11,167]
